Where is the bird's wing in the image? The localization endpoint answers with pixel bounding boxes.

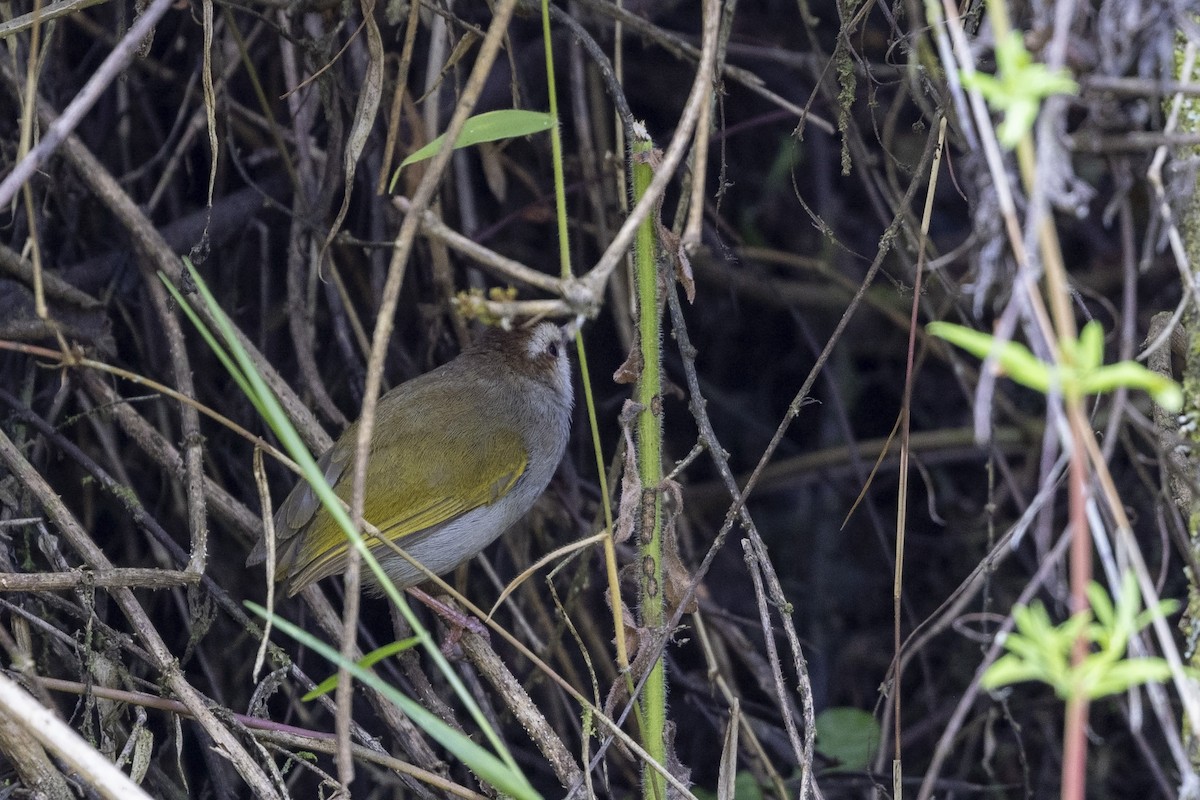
[245,443,342,567]
[277,402,528,588]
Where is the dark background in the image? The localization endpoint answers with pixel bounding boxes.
[0,0,1192,797]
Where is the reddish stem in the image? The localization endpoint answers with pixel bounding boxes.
[1062,412,1092,800]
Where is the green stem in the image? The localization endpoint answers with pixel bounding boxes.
[541,0,571,280]
[631,126,666,800]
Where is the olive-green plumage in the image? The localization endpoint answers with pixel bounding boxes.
[247,323,573,596]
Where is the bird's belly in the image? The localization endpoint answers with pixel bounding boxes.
[368,500,526,592]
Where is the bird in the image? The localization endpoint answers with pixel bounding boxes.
[247,321,573,597]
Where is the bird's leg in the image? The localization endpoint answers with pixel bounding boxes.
[406,586,490,656]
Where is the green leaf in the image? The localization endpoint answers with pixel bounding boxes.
[398,110,555,170]
[302,637,421,701]
[1074,321,1104,371]
[815,707,879,773]
[732,771,766,800]
[1086,579,1116,629]
[1079,362,1183,412]
[959,31,1078,149]
[926,322,1052,392]
[1136,599,1180,631]
[693,771,764,800]
[982,653,1048,690]
[1085,659,1173,699]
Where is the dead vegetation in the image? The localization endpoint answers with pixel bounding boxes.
[0,0,1198,798]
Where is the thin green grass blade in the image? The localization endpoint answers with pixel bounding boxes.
[248,603,542,800]
[303,637,421,701]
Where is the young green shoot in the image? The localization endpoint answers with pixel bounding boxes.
[982,572,1178,701]
[928,320,1182,411]
[959,31,1078,149]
